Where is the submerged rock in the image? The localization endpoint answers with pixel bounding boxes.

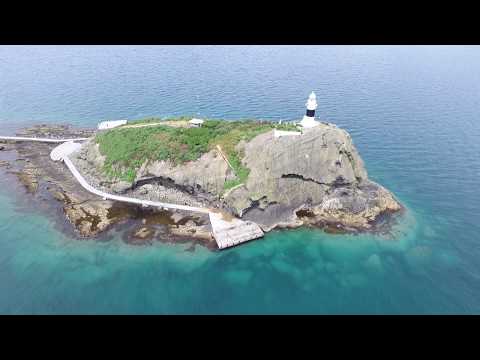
[60,192,115,237]
[364,254,384,272]
[125,226,156,245]
[134,226,154,239]
[14,168,39,193]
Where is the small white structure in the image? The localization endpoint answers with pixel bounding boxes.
[189,118,204,127]
[97,119,128,130]
[298,92,320,129]
[209,211,264,249]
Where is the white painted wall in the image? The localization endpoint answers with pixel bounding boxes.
[98,120,128,130]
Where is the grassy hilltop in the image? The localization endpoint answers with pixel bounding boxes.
[95,117,297,189]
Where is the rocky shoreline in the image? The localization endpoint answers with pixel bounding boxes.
[0,122,404,250]
[0,124,217,250]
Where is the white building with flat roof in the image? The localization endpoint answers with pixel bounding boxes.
[189,118,204,127]
[98,120,128,130]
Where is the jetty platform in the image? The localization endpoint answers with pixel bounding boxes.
[209,211,264,249]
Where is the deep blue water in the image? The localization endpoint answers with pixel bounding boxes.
[0,45,479,314]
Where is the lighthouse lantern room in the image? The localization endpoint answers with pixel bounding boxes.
[299,91,320,129]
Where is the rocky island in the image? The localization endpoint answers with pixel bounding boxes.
[0,112,402,250]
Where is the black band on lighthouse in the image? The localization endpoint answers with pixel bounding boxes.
[306,109,315,117]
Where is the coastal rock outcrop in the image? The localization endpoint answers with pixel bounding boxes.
[223,123,401,231]
[1,121,403,250]
[142,150,237,196]
[85,121,402,233]
[14,165,40,193]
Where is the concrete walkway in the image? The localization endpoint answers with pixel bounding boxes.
[63,154,211,214]
[46,140,210,214]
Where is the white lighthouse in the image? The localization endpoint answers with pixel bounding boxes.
[299,91,319,129]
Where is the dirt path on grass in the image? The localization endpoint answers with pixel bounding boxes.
[121,120,190,130]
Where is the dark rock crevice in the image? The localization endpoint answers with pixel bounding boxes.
[339,148,361,180]
[135,175,195,194]
[241,195,279,217]
[281,173,352,187]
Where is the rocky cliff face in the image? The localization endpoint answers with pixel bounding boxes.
[87,122,402,233]
[143,150,236,196]
[222,123,400,231]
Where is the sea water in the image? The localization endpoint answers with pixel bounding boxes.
[0,45,479,314]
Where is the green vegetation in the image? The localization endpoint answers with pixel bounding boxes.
[95,117,299,186]
[223,179,243,191]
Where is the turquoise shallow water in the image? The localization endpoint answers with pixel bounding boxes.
[0,45,479,314]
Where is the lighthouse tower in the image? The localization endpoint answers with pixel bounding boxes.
[299,91,320,129]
